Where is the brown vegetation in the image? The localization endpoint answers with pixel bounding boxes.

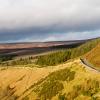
[85,43,100,68]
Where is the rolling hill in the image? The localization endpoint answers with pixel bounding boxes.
[0,37,100,100]
[85,43,100,69]
[0,38,100,67]
[0,59,100,100]
[36,38,100,66]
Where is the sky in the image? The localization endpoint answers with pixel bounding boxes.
[0,0,100,43]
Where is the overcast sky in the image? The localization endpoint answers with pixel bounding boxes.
[0,0,100,43]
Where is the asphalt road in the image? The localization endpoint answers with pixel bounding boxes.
[80,58,100,73]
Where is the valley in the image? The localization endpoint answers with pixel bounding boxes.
[0,39,93,57]
[0,37,100,100]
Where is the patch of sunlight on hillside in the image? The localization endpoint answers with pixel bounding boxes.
[25,61,100,100]
[85,43,100,68]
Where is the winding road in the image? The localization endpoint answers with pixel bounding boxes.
[80,58,100,73]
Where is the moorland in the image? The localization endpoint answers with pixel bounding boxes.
[0,37,100,100]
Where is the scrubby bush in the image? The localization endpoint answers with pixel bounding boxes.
[1,56,34,66]
[39,80,64,99]
[33,68,75,99]
[48,68,75,82]
[10,58,32,65]
[66,79,100,100]
[22,96,29,100]
[58,94,67,100]
[0,54,16,62]
[36,50,71,66]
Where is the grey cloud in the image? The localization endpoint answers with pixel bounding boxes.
[0,0,100,29]
[0,0,100,42]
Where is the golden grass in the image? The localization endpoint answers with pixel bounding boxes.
[0,59,100,100]
[85,43,100,68]
[0,59,79,100]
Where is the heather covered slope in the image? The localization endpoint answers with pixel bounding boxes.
[85,43,100,68]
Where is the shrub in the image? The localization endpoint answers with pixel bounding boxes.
[39,81,64,100]
[33,68,75,99]
[47,68,75,82]
[0,54,16,62]
[66,79,100,99]
[58,94,67,100]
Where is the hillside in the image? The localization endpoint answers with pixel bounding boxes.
[36,38,100,66]
[0,38,100,100]
[0,59,100,100]
[0,38,100,67]
[85,43,100,69]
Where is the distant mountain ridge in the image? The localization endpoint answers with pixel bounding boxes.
[0,39,87,56]
[0,37,99,57]
[0,37,99,50]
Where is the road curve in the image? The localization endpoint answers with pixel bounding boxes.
[80,58,100,73]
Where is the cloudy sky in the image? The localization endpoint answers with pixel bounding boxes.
[0,0,100,43]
